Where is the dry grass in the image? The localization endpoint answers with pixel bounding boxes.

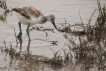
[0,0,7,10]
[57,0,106,70]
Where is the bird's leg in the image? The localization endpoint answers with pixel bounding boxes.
[17,22,22,37]
[19,22,22,35]
[26,25,30,41]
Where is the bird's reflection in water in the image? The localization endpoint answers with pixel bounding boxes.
[14,27,31,58]
[17,37,22,52]
[17,36,31,57]
[27,40,31,56]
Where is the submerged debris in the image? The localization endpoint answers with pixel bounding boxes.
[50,41,58,46]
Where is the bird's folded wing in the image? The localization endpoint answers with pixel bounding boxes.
[12,6,42,19]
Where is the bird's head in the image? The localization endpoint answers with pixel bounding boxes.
[46,14,59,31]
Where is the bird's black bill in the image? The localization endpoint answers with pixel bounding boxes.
[52,22,59,31]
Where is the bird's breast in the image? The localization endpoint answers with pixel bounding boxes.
[31,16,47,24]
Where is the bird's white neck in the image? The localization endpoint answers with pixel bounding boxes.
[44,14,50,21]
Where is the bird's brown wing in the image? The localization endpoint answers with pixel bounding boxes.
[12,6,41,19]
[27,6,41,18]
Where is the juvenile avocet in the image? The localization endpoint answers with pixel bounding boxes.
[12,6,58,40]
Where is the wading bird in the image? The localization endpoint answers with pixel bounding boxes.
[12,6,59,41]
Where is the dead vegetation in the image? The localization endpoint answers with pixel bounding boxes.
[0,0,10,23]
[57,0,106,70]
[0,10,9,23]
[0,0,7,10]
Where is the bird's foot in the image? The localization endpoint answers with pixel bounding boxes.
[17,34,22,39]
[17,36,22,42]
[17,32,22,38]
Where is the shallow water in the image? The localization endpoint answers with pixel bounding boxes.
[0,0,106,71]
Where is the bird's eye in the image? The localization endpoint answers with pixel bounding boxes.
[51,18,53,20]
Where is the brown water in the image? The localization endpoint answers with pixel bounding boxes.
[0,0,106,71]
